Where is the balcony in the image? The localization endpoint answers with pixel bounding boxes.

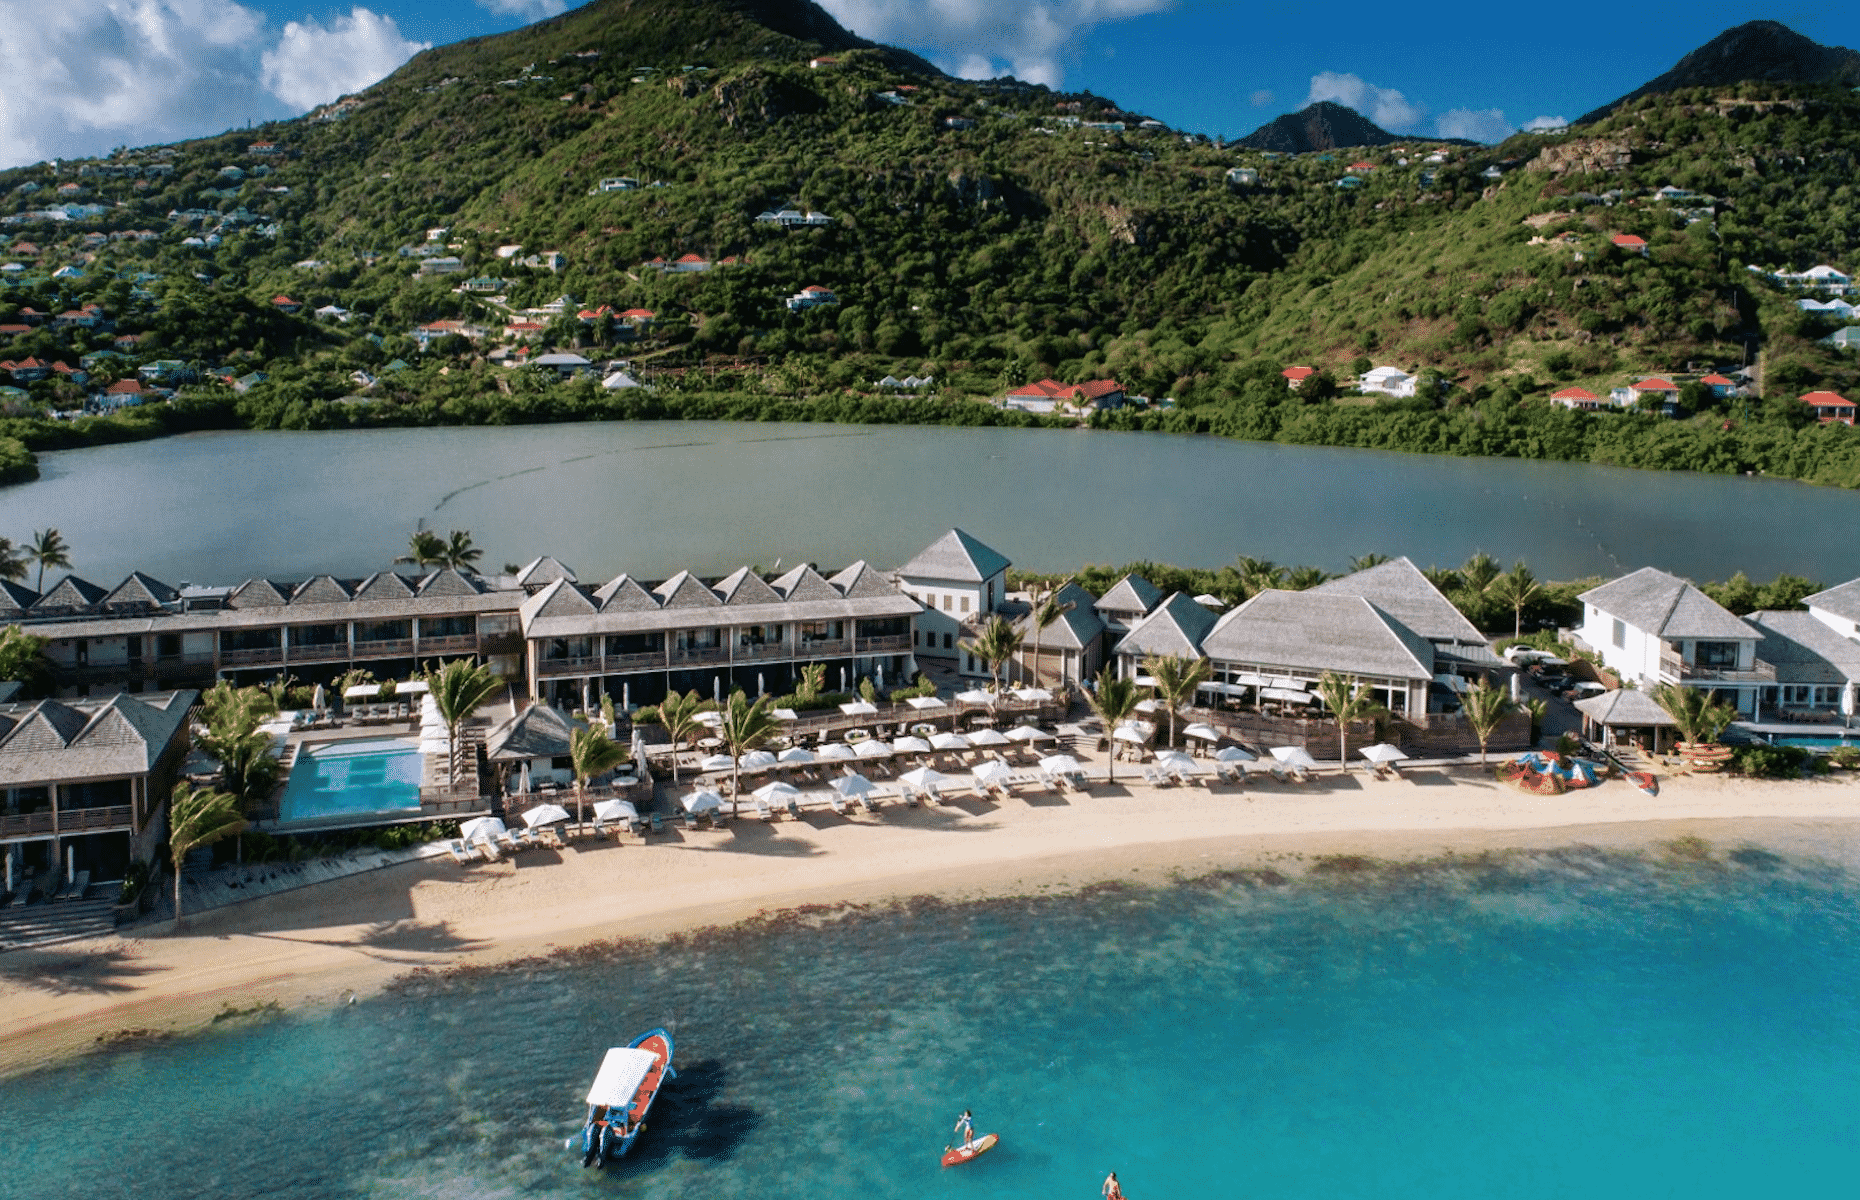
[219,645,285,666]
[479,632,524,656]
[794,638,853,658]
[416,634,479,656]
[0,804,134,839]
[670,646,731,666]
[538,655,603,677]
[858,634,912,653]
[286,642,353,663]
[734,640,796,662]
[351,638,415,659]
[1659,654,1777,685]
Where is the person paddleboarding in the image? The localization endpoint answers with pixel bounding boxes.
[953,1109,975,1150]
[1103,1170,1125,1200]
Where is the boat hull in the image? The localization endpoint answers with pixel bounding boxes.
[942,1133,999,1167]
[577,1027,675,1166]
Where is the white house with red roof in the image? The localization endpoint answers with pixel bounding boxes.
[1699,373,1738,398]
[1550,386,1602,411]
[669,253,711,273]
[1281,365,1314,390]
[617,308,656,325]
[1000,378,1126,414]
[1801,390,1856,425]
[1611,233,1649,256]
[785,285,839,311]
[270,295,302,314]
[1610,376,1680,413]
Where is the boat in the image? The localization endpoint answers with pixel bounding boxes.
[571,1028,675,1168]
[1628,770,1659,796]
[941,1133,1000,1167]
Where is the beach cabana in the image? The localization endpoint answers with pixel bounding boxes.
[1574,688,1678,752]
[485,702,584,790]
[1006,725,1055,743]
[853,739,894,760]
[968,728,1011,748]
[929,732,971,752]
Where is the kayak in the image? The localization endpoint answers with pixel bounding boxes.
[1628,770,1658,796]
[942,1133,999,1167]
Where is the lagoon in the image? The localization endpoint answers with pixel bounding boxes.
[4,422,1858,584]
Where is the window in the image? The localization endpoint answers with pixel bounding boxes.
[960,595,970,614]
[941,594,951,612]
[1695,641,1739,669]
[1611,619,1625,649]
[942,632,952,649]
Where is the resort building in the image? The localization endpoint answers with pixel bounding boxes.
[1310,557,1499,670]
[1575,568,1768,716]
[1112,592,1220,680]
[1196,590,1437,716]
[895,529,1010,678]
[518,560,921,710]
[1093,574,1164,655]
[0,689,196,885]
[1010,581,1105,688]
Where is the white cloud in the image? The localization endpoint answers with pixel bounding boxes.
[0,1,426,169]
[817,0,1172,88]
[0,0,276,168]
[1249,89,1274,108]
[1303,71,1425,132]
[260,8,427,111]
[474,0,568,20]
[1435,107,1514,143]
[1522,114,1570,131]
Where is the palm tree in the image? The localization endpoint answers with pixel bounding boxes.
[397,529,446,568]
[1027,580,1076,688]
[1652,683,1737,745]
[1284,565,1330,591]
[1421,564,1463,592]
[1234,557,1285,597]
[655,689,705,782]
[27,528,71,592]
[0,537,26,582]
[1488,562,1542,639]
[168,783,246,929]
[1460,552,1502,595]
[195,685,282,861]
[1313,672,1387,769]
[1142,653,1210,747]
[443,529,483,572]
[570,723,630,831]
[1461,677,1517,766]
[1087,668,1141,783]
[1349,553,1391,572]
[961,615,1025,696]
[718,689,780,815]
[425,658,500,786]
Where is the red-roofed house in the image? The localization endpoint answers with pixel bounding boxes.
[1002,377,1127,414]
[618,308,656,324]
[1282,365,1315,390]
[577,305,615,323]
[670,253,711,273]
[1699,373,1737,398]
[51,362,88,384]
[1,357,52,382]
[1348,161,1376,172]
[271,295,302,314]
[809,56,840,69]
[1612,377,1680,414]
[0,324,29,338]
[504,320,547,340]
[1550,386,1602,411]
[785,285,839,311]
[1612,234,1649,256]
[1801,391,1856,425]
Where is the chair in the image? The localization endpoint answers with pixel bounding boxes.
[786,796,803,820]
[708,809,729,830]
[681,809,699,831]
[828,792,847,815]
[754,796,773,821]
[447,839,474,865]
[649,813,664,835]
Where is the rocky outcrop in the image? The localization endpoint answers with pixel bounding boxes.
[1526,138,1635,175]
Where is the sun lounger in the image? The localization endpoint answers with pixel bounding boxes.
[648,812,663,834]
[473,838,501,861]
[754,796,773,820]
[1268,765,1288,784]
[708,809,729,829]
[680,809,698,831]
[786,796,803,819]
[828,792,847,815]
[859,791,880,813]
[446,839,473,864]
[903,788,919,807]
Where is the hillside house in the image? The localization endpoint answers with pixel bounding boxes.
[521,251,567,271]
[1001,378,1126,414]
[415,256,465,277]
[1357,366,1416,398]
[1797,298,1857,320]
[669,254,711,273]
[463,276,508,294]
[1612,234,1649,255]
[618,308,656,328]
[1611,377,1680,413]
[809,56,839,68]
[1335,176,1364,190]
[1801,391,1856,425]
[945,117,977,130]
[1281,365,1314,390]
[1550,386,1603,411]
[1225,167,1259,187]
[1822,328,1860,351]
[411,320,485,349]
[597,177,639,192]
[786,285,839,311]
[1697,373,1737,398]
[1,358,53,383]
[270,295,302,314]
[533,352,593,380]
[1773,264,1853,294]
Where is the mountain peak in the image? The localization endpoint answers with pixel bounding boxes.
[1576,20,1860,124]
[1236,102,1402,153]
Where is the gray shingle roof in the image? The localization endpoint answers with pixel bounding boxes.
[830,561,902,601]
[0,579,39,614]
[105,572,179,609]
[523,564,920,639]
[1095,574,1162,618]
[1573,688,1675,727]
[515,556,577,587]
[1579,568,1752,641]
[896,529,1010,584]
[716,566,784,606]
[1200,590,1435,681]
[351,571,415,602]
[771,565,841,602]
[655,571,722,609]
[1745,610,1860,685]
[229,578,290,607]
[594,574,658,612]
[1017,581,1104,650]
[485,703,583,761]
[0,690,194,785]
[1116,592,1219,660]
[1805,578,1860,624]
[1310,556,1485,646]
[34,575,108,611]
[291,574,354,605]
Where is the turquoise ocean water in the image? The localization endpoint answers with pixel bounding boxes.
[6,844,1860,1199]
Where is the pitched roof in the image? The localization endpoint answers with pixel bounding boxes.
[1116,592,1219,660]
[418,567,484,598]
[1801,390,1855,408]
[1201,591,1436,681]
[1016,581,1104,650]
[829,560,899,600]
[1310,556,1485,646]
[515,556,576,587]
[228,578,291,607]
[897,529,1010,584]
[1805,578,1860,623]
[1551,386,1599,400]
[0,579,38,614]
[520,577,598,623]
[1745,610,1860,685]
[350,571,415,602]
[102,571,178,610]
[34,575,108,610]
[1573,687,1675,727]
[715,566,783,606]
[1612,234,1647,247]
[0,690,194,785]
[1578,567,1752,640]
[654,570,721,609]
[484,702,583,761]
[1631,377,1679,392]
[291,574,353,605]
[1699,374,1735,386]
[1095,574,1163,618]
[1281,366,1314,381]
[770,564,841,602]
[594,573,660,612]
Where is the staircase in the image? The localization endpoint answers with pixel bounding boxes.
[0,897,118,952]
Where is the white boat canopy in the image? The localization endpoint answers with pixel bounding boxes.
[586,1047,660,1108]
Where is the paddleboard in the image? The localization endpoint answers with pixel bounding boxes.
[942,1133,999,1167]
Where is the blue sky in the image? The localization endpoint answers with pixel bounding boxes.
[3,0,1858,169]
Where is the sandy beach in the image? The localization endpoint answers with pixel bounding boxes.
[4,761,1860,1080]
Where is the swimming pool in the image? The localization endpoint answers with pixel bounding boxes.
[276,739,424,825]
[1766,735,1856,749]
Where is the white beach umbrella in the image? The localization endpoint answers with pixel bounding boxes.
[1270,746,1320,770]
[740,749,779,772]
[930,731,971,751]
[1113,725,1149,744]
[777,746,816,764]
[1007,725,1055,743]
[311,684,327,714]
[1359,743,1410,764]
[1182,723,1221,742]
[832,773,876,797]
[900,765,955,790]
[892,735,932,754]
[1039,754,1083,775]
[683,790,724,813]
[967,728,1011,747]
[772,707,799,721]
[839,700,879,716]
[752,780,800,802]
[1155,750,1202,774]
[955,689,995,704]
[520,803,572,828]
[816,742,858,761]
[854,739,894,759]
[1011,687,1053,702]
[1215,745,1258,763]
[695,710,724,727]
[460,816,506,843]
[399,679,429,695]
[1134,697,1160,714]
[698,754,736,772]
[343,683,380,699]
[592,798,638,822]
[971,759,1012,785]
[906,696,948,711]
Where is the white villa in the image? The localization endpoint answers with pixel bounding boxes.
[1576,568,1768,716]
[895,529,1010,677]
[1357,366,1417,398]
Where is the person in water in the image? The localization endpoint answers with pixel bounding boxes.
[1103,1170,1124,1199]
[953,1109,974,1149]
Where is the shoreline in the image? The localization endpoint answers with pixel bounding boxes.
[3,766,1859,1080]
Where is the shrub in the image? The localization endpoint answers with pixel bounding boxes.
[1828,745,1860,770]
[1731,744,1810,779]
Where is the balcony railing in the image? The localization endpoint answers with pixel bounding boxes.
[538,655,604,677]
[351,638,415,659]
[794,638,853,658]
[858,634,912,653]
[0,804,133,839]
[218,645,285,666]
[416,634,479,655]
[670,646,731,666]
[1659,654,1777,684]
[287,642,353,663]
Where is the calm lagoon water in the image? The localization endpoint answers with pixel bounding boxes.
[6,846,1860,1200]
[4,422,1859,584]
